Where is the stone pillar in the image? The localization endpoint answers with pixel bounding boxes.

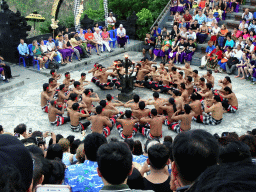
[0,1,31,63]
[103,0,108,27]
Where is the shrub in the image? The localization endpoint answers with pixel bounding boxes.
[136,8,153,40]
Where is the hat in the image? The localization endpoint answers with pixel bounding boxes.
[0,134,33,190]
[119,24,123,28]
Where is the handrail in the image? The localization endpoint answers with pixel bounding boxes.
[150,0,172,30]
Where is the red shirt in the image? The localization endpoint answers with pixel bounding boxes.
[84,33,94,40]
[183,14,192,22]
[210,49,223,60]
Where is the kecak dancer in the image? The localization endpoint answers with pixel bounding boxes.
[116,110,140,139]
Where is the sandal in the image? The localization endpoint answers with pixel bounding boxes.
[240,77,245,80]
[235,76,239,78]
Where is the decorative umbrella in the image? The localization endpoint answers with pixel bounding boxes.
[25,11,45,29]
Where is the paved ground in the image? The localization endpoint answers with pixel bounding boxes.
[1,51,256,144]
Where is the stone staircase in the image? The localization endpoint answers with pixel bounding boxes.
[161,0,254,66]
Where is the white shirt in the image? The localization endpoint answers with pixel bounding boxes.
[249,44,255,53]
[211,27,220,35]
[117,28,126,36]
[107,16,116,26]
[239,23,248,30]
[40,45,48,53]
[233,49,243,60]
[235,41,245,49]
[46,41,55,51]
[93,32,102,41]
[187,32,196,40]
[242,12,253,21]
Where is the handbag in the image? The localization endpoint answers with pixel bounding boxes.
[221,58,228,63]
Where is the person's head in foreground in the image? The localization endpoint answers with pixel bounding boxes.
[0,134,33,192]
[171,129,219,191]
[187,141,256,192]
[97,142,133,188]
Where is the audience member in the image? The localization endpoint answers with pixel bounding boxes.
[171,129,219,191]
[65,133,107,192]
[18,38,32,67]
[117,24,127,48]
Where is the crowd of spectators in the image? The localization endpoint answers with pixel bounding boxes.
[0,124,256,192]
[141,0,256,85]
[17,12,127,71]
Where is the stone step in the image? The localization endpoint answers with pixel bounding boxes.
[225,19,240,29]
[241,5,255,12]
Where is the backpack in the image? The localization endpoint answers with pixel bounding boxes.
[47,59,59,70]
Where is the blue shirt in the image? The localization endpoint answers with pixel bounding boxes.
[206,45,216,53]
[152,28,162,38]
[64,160,103,192]
[194,14,207,24]
[18,43,29,55]
[133,155,147,166]
[225,39,234,48]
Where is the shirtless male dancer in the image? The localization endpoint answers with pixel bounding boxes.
[73,81,84,96]
[88,106,113,137]
[189,93,203,120]
[198,83,213,111]
[82,89,100,114]
[179,83,189,104]
[67,103,91,132]
[48,100,70,126]
[50,69,61,80]
[186,76,194,96]
[58,84,71,105]
[140,109,166,140]
[192,70,200,87]
[94,67,115,90]
[41,83,52,113]
[63,72,75,87]
[116,110,140,139]
[134,64,150,88]
[99,100,123,129]
[132,101,151,132]
[218,76,232,93]
[79,73,90,87]
[170,104,195,133]
[219,86,238,113]
[66,93,87,114]
[176,63,193,78]
[105,94,124,108]
[196,95,223,125]
[146,92,167,114]
[170,90,184,112]
[49,78,60,99]
[144,66,160,89]
[159,97,177,128]
[202,69,215,87]
[124,94,144,110]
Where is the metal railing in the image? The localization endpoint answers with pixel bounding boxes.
[150,0,172,30]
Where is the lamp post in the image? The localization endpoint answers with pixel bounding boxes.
[117,55,137,101]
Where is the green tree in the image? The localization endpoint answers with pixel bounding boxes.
[136,8,153,40]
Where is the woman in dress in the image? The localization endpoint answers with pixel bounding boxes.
[175,38,187,64]
[39,39,55,61]
[116,24,127,48]
[56,35,73,64]
[218,46,232,72]
[170,0,179,15]
[153,35,165,62]
[32,40,47,70]
[206,45,223,71]
[197,21,209,44]
[217,24,228,48]
[162,35,172,62]
[64,34,81,61]
[169,36,179,62]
